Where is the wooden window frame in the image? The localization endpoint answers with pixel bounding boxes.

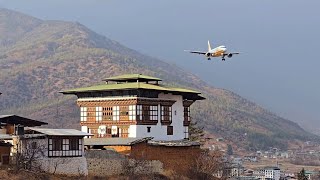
[129,105,136,121]
[113,106,120,121]
[183,106,191,126]
[96,106,103,122]
[161,105,172,124]
[150,105,158,121]
[48,137,83,158]
[80,107,87,121]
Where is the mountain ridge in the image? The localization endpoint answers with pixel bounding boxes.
[0,8,317,150]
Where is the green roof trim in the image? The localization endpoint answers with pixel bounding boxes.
[104,74,162,82]
[62,82,200,94]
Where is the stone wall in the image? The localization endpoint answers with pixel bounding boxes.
[85,150,163,176]
[39,157,88,176]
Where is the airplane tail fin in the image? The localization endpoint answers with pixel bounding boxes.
[208,40,212,51]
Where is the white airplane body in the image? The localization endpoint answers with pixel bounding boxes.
[185,40,240,61]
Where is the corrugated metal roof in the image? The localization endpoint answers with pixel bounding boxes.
[84,137,152,146]
[28,128,92,136]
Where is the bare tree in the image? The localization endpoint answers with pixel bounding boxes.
[189,150,229,180]
[48,158,70,175]
[15,139,46,172]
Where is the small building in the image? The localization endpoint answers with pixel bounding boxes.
[18,128,92,175]
[62,74,205,141]
[255,166,280,180]
[0,115,47,165]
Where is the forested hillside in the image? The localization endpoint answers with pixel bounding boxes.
[0,8,317,150]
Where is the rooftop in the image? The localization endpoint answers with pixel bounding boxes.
[0,115,48,127]
[84,137,153,146]
[0,134,12,140]
[148,140,201,147]
[61,74,205,100]
[62,82,200,94]
[27,128,92,136]
[104,74,162,82]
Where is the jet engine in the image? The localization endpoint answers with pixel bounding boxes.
[227,53,233,58]
[206,52,211,57]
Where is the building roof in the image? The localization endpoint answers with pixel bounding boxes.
[0,115,48,127]
[0,134,12,140]
[27,128,92,136]
[147,140,201,147]
[104,74,162,82]
[84,137,153,146]
[62,82,202,95]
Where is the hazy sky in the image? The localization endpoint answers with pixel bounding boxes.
[1,0,319,130]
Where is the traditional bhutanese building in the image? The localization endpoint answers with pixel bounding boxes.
[62,74,205,141]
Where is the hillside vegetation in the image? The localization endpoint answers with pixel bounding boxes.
[0,8,317,150]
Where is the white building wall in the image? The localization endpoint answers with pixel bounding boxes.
[128,125,137,137]
[21,137,88,175]
[135,93,185,141]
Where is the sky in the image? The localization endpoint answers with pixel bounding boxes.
[0,0,319,131]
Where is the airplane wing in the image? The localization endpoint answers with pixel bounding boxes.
[224,52,240,55]
[184,50,206,55]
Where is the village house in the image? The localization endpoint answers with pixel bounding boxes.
[62,74,206,174]
[0,115,48,165]
[62,74,205,141]
[18,128,92,175]
[254,166,281,180]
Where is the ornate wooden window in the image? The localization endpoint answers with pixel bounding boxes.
[120,106,129,121]
[80,107,87,121]
[137,105,142,121]
[87,107,96,121]
[52,138,62,151]
[113,106,120,121]
[48,137,83,157]
[161,105,172,124]
[96,107,103,122]
[167,126,173,135]
[129,105,136,121]
[183,106,191,126]
[150,105,158,121]
[120,127,129,138]
[103,107,113,121]
[70,138,79,150]
[142,105,150,121]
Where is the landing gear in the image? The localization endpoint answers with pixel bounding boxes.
[222,58,225,61]
[207,58,211,60]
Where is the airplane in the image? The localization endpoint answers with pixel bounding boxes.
[185,40,240,61]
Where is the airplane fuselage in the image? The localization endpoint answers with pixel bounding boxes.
[206,46,227,57]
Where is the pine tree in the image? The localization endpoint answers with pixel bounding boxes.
[297,168,308,180]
